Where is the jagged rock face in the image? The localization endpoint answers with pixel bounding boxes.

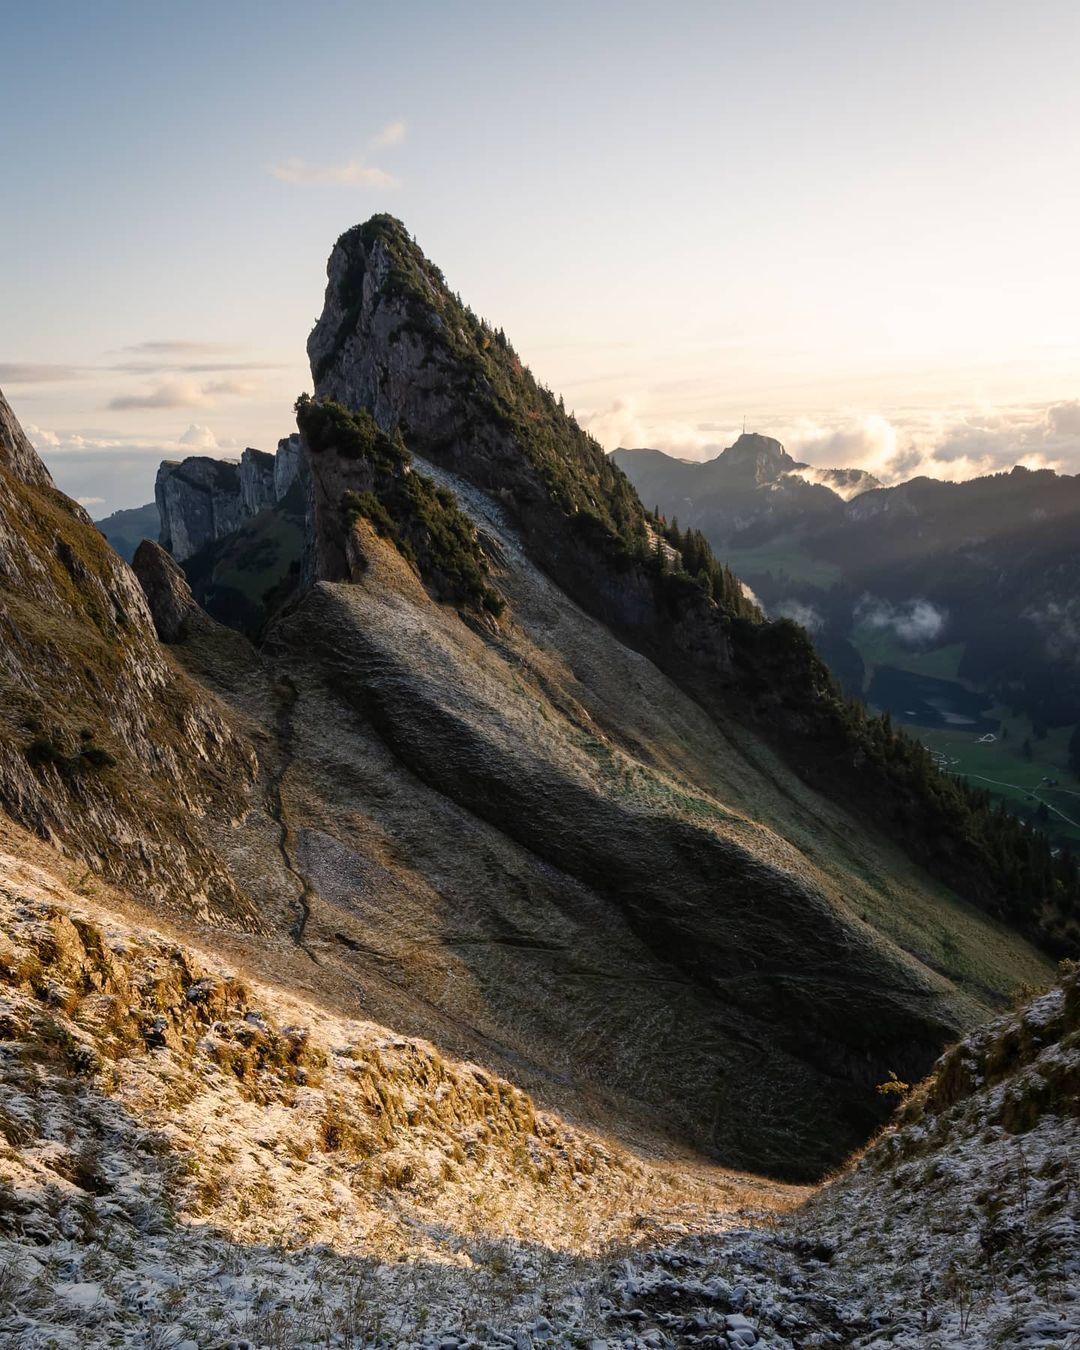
[131,538,199,642]
[0,388,54,491]
[156,457,244,561]
[239,447,276,516]
[157,440,304,567]
[274,433,301,500]
[0,389,258,924]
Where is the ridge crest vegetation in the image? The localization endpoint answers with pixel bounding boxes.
[296,393,503,616]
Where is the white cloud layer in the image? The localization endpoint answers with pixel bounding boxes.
[583,394,1080,481]
[178,423,218,449]
[773,599,824,632]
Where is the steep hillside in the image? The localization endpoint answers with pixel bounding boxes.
[172,394,1051,1180]
[303,215,1079,953]
[0,388,257,926]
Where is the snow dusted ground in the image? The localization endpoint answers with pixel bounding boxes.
[0,846,1076,1348]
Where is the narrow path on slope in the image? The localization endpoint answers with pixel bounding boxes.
[267,674,320,953]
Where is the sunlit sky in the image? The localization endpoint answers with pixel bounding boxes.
[2,0,1079,515]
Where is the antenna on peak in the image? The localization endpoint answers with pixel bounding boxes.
[742,415,746,435]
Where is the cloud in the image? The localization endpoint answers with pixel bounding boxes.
[76,495,104,507]
[783,466,878,500]
[107,375,259,411]
[25,423,60,447]
[0,363,83,383]
[370,120,406,149]
[111,360,283,375]
[178,424,218,449]
[587,390,1080,483]
[855,595,948,646]
[201,377,259,397]
[578,395,730,458]
[1046,400,1080,437]
[120,340,235,356]
[783,400,1080,485]
[271,157,398,188]
[1024,599,1080,666]
[108,379,206,411]
[773,598,824,632]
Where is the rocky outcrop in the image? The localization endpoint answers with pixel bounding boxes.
[0,387,54,491]
[239,447,276,516]
[132,538,201,642]
[156,457,244,561]
[305,216,739,688]
[157,438,304,564]
[274,433,301,500]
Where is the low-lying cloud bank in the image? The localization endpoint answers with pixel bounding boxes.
[854,595,949,646]
[584,397,1080,483]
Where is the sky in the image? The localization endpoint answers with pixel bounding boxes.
[2,0,1079,515]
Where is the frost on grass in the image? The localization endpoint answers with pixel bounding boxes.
[1,848,1076,1348]
[0,853,797,1348]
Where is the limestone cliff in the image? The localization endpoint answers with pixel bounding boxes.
[239,446,276,516]
[156,436,304,566]
[156,456,245,561]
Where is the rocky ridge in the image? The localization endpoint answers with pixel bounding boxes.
[156,434,301,562]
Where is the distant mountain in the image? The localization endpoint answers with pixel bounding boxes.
[616,441,1080,847]
[94,500,159,562]
[614,434,880,539]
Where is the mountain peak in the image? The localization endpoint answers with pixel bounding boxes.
[712,431,800,483]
